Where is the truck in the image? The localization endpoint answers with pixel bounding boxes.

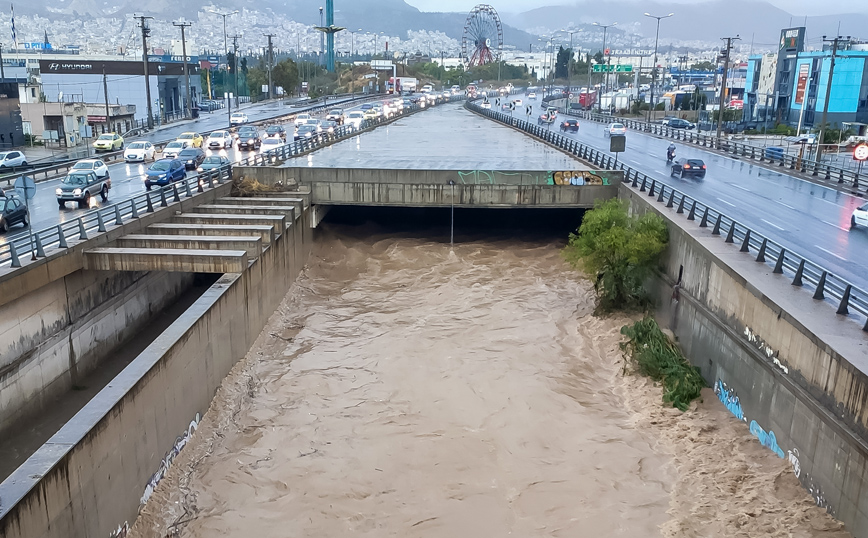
[388,77,418,94]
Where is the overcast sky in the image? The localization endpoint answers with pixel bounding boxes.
[404,0,868,16]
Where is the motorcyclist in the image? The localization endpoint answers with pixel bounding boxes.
[667,143,676,162]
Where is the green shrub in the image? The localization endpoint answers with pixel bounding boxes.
[620,316,706,410]
[563,198,668,312]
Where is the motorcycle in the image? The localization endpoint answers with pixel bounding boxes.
[666,149,676,163]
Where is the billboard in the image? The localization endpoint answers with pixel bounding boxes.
[794,63,810,105]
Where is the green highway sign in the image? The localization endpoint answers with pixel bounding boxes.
[592,64,633,73]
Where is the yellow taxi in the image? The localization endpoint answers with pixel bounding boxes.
[92,132,124,152]
[363,109,378,121]
[176,132,204,148]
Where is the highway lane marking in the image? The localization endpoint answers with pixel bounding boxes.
[728,183,752,192]
[814,245,848,261]
[760,218,785,231]
[815,198,843,208]
[820,220,850,232]
[716,197,736,207]
[775,200,796,210]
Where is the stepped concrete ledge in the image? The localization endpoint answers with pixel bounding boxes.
[147,223,275,244]
[172,213,286,235]
[83,247,248,273]
[116,235,263,259]
[191,204,296,220]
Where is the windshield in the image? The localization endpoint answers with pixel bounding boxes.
[129,142,146,149]
[613,124,625,129]
[72,162,93,169]
[203,156,223,164]
[263,139,280,145]
[231,113,244,118]
[0,153,7,160]
[299,126,316,132]
[166,142,183,149]
[349,112,363,118]
[210,131,227,138]
[150,161,171,171]
[62,173,90,185]
[179,149,199,157]
[266,127,280,133]
[178,133,194,139]
[97,134,113,140]
[328,110,342,115]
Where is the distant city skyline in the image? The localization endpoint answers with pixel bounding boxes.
[404,0,868,16]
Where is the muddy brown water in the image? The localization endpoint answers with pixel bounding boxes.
[132,216,849,538]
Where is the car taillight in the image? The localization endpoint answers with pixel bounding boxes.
[702,165,706,169]
[684,164,691,169]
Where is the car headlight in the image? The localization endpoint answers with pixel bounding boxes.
[197,167,203,171]
[55,187,62,195]
[247,139,254,144]
[73,188,82,196]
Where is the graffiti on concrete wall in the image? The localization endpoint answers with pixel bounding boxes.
[788,448,801,478]
[550,170,611,186]
[714,380,745,421]
[140,412,201,508]
[744,326,788,374]
[749,420,786,458]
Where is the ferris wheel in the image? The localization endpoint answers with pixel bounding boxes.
[462,4,503,67]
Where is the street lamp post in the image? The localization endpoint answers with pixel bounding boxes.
[564,28,577,102]
[593,22,616,113]
[209,9,238,60]
[644,12,674,122]
[319,6,324,66]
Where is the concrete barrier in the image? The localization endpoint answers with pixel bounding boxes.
[0,198,313,538]
[620,183,868,536]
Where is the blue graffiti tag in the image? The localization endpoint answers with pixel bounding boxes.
[714,380,745,421]
[749,420,785,458]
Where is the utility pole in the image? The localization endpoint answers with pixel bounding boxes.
[264,33,275,100]
[816,35,848,164]
[174,21,193,118]
[716,35,740,140]
[231,34,241,107]
[102,65,111,133]
[644,13,673,122]
[593,22,616,113]
[0,43,5,81]
[136,15,154,129]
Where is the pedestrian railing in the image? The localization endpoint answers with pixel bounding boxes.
[0,95,464,269]
[466,99,868,331]
[563,108,868,192]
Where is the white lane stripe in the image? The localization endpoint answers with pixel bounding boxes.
[816,198,842,208]
[815,245,847,261]
[820,220,850,232]
[775,200,796,210]
[716,197,736,207]
[760,218,785,231]
[729,183,751,192]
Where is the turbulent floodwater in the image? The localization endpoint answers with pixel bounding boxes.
[132,214,850,538]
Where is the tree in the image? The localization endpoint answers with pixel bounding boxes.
[562,199,668,312]
[555,46,571,79]
[690,60,717,72]
[272,59,299,95]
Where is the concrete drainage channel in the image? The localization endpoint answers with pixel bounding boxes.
[0,96,465,538]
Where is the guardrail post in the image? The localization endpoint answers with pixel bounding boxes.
[648,180,656,197]
[657,187,665,203]
[57,225,68,248]
[639,177,647,192]
[725,221,736,243]
[739,229,751,252]
[78,218,88,240]
[755,238,768,262]
[185,179,193,198]
[773,248,785,273]
[96,211,107,233]
[131,198,140,218]
[197,177,204,193]
[712,214,722,235]
[813,271,827,300]
[631,173,639,188]
[699,207,709,227]
[687,201,696,221]
[837,285,852,315]
[160,188,168,208]
[114,205,123,226]
[172,184,181,203]
[792,260,805,286]
[666,190,675,208]
[676,196,685,214]
[33,234,46,257]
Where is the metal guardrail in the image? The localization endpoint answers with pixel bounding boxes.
[1,93,384,189]
[0,94,463,269]
[562,108,868,193]
[466,100,868,331]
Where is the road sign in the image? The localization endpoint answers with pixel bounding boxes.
[592,64,613,73]
[14,176,36,200]
[371,60,394,70]
[854,143,868,161]
[615,65,633,72]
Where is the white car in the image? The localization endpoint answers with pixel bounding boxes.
[0,151,27,169]
[71,158,109,178]
[604,123,627,137]
[123,141,155,163]
[229,112,248,125]
[852,203,868,229]
[261,137,286,153]
[527,92,537,100]
[346,111,365,129]
[513,98,523,107]
[207,130,233,149]
[295,113,312,126]
[481,101,491,109]
[161,140,189,159]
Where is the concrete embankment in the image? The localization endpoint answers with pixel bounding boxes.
[621,182,868,536]
[0,194,312,538]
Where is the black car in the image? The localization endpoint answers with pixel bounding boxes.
[0,193,27,232]
[671,158,707,179]
[668,118,695,130]
[265,125,287,141]
[560,119,579,132]
[178,147,206,170]
[237,127,261,150]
